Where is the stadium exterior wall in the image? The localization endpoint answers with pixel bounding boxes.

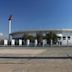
[10,29,72,46]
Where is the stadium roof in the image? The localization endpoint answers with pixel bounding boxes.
[10,29,72,35]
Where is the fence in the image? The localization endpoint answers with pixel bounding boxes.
[0,39,71,47]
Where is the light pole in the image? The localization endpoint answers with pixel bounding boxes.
[8,15,12,41]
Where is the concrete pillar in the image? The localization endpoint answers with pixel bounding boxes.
[19,39,22,46]
[4,40,8,46]
[51,39,52,46]
[58,41,61,46]
[35,39,37,46]
[27,39,30,46]
[42,39,46,46]
[11,39,15,46]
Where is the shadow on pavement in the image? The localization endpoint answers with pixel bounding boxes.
[0,56,72,59]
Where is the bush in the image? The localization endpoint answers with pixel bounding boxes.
[0,40,4,45]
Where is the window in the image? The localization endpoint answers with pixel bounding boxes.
[68,36,70,40]
[58,37,61,40]
[63,36,66,40]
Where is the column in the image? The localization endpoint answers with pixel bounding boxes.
[11,39,15,46]
[35,39,37,46]
[19,39,22,46]
[27,39,30,46]
[51,39,52,46]
[4,40,8,46]
[42,39,46,46]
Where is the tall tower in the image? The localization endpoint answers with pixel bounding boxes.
[8,15,12,34]
[8,15,12,41]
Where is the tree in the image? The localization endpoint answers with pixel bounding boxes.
[22,34,28,40]
[35,32,43,46]
[22,34,35,45]
[0,40,4,45]
[27,35,34,43]
[46,32,58,46]
[22,34,29,45]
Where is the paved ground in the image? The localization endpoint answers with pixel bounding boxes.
[0,47,72,72]
[0,47,72,57]
[0,59,72,72]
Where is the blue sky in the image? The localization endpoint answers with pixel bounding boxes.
[0,0,72,36]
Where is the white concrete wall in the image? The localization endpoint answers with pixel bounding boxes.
[61,35,72,46]
[57,33,72,46]
[61,36,67,46]
[62,40,67,46]
[67,36,72,46]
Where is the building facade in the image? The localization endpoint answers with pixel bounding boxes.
[10,29,72,46]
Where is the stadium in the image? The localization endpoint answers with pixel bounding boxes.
[1,15,72,46]
[10,29,72,46]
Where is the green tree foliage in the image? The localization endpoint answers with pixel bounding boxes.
[22,34,28,40]
[36,33,43,41]
[46,32,58,45]
[0,40,4,45]
[22,34,34,43]
[35,32,44,45]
